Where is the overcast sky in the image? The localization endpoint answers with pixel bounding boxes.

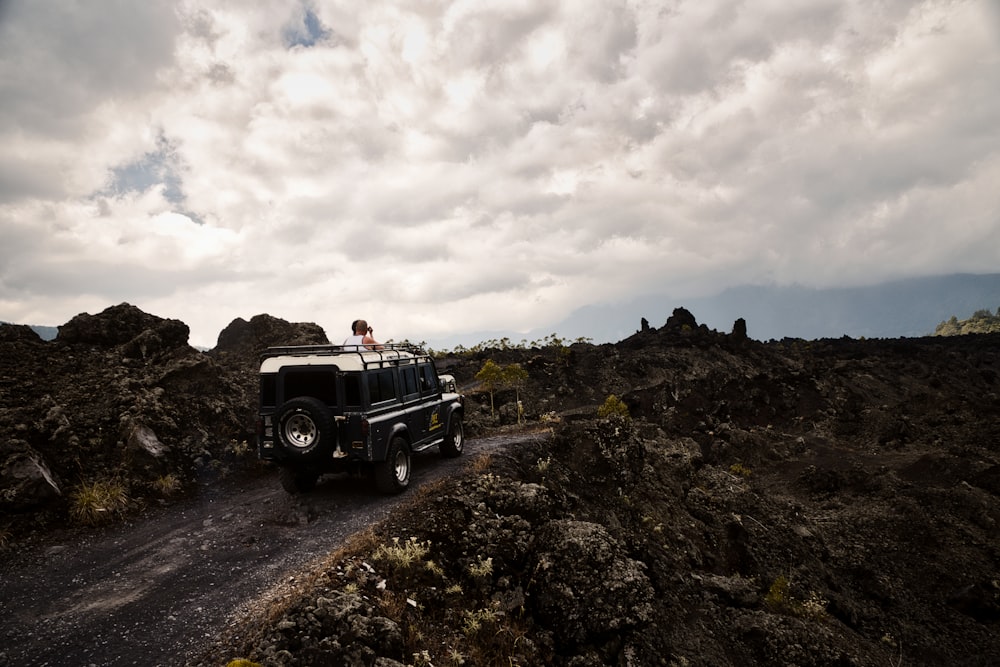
[1,1,998,348]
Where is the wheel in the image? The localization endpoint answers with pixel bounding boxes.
[275,397,335,463]
[440,416,464,458]
[279,467,319,494]
[375,436,411,494]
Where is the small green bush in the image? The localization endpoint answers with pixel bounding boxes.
[226,660,262,667]
[730,463,752,478]
[597,394,630,419]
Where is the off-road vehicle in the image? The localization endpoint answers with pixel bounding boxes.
[256,344,464,494]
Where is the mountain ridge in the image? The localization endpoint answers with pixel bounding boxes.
[423,272,1000,350]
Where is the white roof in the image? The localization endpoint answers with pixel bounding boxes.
[259,348,418,373]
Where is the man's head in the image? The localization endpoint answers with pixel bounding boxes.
[355,319,369,334]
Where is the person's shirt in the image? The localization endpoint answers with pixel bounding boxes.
[343,334,366,350]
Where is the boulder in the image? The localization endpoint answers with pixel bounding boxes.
[0,444,61,511]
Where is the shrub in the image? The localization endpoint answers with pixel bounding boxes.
[597,394,630,419]
[730,463,752,478]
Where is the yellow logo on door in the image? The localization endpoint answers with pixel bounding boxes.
[428,411,442,431]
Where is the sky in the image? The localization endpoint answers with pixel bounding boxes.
[1,0,999,349]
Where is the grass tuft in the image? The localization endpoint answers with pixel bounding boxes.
[151,473,181,496]
[372,537,431,571]
[69,479,131,525]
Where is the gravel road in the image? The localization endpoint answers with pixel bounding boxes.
[0,434,526,667]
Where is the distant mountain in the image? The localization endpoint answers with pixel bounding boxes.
[552,273,1000,343]
[425,273,1000,349]
[30,325,58,341]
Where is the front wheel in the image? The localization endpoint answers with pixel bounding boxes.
[440,416,464,458]
[375,436,411,494]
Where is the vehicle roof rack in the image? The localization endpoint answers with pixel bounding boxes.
[260,343,428,362]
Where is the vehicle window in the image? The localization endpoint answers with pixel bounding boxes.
[368,369,397,404]
[343,374,362,408]
[401,365,419,398]
[282,368,337,405]
[419,364,438,395]
[260,374,277,407]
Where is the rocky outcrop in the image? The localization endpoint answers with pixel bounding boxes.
[57,302,190,351]
[0,442,61,512]
[0,305,328,526]
[211,314,329,369]
[663,306,699,332]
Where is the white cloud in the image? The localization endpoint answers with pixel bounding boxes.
[1,0,998,348]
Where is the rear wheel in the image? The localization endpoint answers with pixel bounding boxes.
[440,416,464,457]
[375,436,411,494]
[279,467,319,494]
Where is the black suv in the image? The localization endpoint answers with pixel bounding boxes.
[256,344,464,494]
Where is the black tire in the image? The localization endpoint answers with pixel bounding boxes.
[279,467,319,494]
[275,397,335,463]
[375,436,411,494]
[440,416,464,458]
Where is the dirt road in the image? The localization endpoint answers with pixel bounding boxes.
[0,435,525,667]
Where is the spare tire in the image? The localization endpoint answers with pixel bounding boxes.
[274,396,336,463]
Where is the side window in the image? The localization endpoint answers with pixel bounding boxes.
[368,369,397,404]
[419,364,438,395]
[401,365,419,399]
[342,374,362,408]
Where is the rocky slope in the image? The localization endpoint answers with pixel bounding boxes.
[0,304,325,537]
[2,304,999,666]
[192,313,999,667]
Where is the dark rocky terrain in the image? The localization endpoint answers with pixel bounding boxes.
[2,303,999,666]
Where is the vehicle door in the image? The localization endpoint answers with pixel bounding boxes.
[416,361,447,443]
[399,362,432,446]
[365,366,403,460]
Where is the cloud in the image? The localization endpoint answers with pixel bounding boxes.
[1,0,998,348]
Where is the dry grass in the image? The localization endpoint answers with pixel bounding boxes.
[151,474,181,496]
[470,451,493,474]
[69,479,131,526]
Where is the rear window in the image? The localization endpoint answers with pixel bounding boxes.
[281,368,337,405]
